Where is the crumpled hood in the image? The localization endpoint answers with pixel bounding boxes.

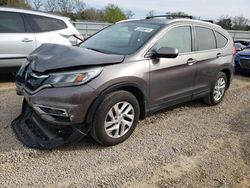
[238,49,250,56]
[29,44,125,72]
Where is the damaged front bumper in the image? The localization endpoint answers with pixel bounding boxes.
[11,100,87,149]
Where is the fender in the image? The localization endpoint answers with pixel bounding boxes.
[79,82,150,134]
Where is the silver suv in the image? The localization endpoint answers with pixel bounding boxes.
[0,7,82,71]
[12,16,234,149]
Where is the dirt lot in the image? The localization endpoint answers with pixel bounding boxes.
[0,74,249,188]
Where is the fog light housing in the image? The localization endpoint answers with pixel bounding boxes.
[33,105,69,117]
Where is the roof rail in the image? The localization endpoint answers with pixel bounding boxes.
[201,20,214,23]
[146,14,193,20]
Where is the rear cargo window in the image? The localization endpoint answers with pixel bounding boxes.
[0,11,25,33]
[195,26,216,51]
[215,31,228,48]
[25,14,67,32]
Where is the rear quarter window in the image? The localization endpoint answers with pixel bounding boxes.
[195,26,216,51]
[215,31,228,48]
[25,14,67,32]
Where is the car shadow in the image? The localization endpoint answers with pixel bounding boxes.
[234,72,250,79]
[0,100,207,155]
[152,99,209,115]
[59,100,211,152]
[0,73,15,83]
[230,107,250,166]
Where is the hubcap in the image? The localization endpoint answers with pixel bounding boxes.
[213,77,226,102]
[104,101,135,138]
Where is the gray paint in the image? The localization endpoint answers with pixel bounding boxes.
[30,44,125,72]
[16,19,234,127]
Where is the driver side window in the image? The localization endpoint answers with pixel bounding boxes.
[153,26,192,54]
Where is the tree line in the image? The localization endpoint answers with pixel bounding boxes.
[0,0,249,30]
[216,15,250,31]
[0,0,132,22]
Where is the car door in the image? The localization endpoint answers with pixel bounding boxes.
[0,11,36,68]
[191,26,220,97]
[24,14,71,47]
[148,25,197,110]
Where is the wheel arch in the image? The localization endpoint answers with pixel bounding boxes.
[81,82,149,134]
[220,68,232,89]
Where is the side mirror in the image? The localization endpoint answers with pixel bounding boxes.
[149,47,179,59]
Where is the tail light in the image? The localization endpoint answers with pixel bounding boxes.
[232,46,237,55]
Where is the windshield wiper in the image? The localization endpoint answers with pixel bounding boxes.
[85,47,117,54]
[86,47,107,53]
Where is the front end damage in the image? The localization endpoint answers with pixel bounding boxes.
[11,100,86,149]
[11,43,124,149]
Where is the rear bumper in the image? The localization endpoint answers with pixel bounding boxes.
[11,100,87,149]
[235,65,250,74]
[235,57,250,74]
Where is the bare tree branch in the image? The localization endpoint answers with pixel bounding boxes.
[45,0,58,13]
[232,15,249,30]
[74,0,85,13]
[31,0,43,10]
[57,0,74,13]
[126,10,134,19]
[146,10,155,18]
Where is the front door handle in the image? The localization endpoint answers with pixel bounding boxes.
[216,53,222,58]
[187,58,197,66]
[22,38,33,42]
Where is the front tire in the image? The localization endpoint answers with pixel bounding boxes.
[203,72,228,106]
[91,90,140,146]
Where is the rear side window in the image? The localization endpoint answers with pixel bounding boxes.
[0,11,25,33]
[195,26,216,51]
[153,26,192,53]
[215,31,228,48]
[25,14,67,32]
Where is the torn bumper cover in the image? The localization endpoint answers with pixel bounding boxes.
[11,100,86,149]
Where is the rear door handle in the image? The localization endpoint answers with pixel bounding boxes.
[22,38,33,42]
[216,53,222,58]
[187,58,197,66]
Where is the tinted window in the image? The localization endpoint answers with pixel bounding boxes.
[153,26,192,53]
[196,27,216,51]
[215,31,228,48]
[81,23,161,55]
[26,14,67,32]
[0,12,25,33]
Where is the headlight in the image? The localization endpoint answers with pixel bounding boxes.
[46,67,103,87]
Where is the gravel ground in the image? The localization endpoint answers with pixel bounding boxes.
[0,74,249,188]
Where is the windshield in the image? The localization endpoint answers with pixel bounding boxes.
[81,22,161,55]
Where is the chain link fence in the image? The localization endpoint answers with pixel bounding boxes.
[72,21,250,41]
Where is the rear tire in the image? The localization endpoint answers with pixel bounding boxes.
[203,72,228,106]
[91,90,140,146]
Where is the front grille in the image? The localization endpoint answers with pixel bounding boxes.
[240,58,250,69]
[16,64,48,92]
[25,67,46,91]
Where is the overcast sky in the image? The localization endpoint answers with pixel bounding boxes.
[84,0,250,20]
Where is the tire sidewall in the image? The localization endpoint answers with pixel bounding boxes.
[210,72,227,105]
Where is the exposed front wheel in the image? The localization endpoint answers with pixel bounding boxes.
[203,72,228,105]
[91,90,140,146]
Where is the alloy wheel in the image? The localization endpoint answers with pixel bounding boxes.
[104,101,135,138]
[213,77,226,102]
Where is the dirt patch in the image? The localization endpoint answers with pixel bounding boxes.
[0,75,250,187]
